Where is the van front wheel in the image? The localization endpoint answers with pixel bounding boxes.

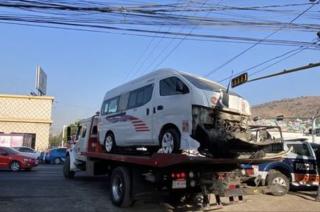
[160,128,180,154]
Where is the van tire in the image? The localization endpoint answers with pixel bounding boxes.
[104,133,116,153]
[159,128,180,154]
[266,170,289,196]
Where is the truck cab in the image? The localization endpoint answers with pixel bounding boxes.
[242,139,319,196]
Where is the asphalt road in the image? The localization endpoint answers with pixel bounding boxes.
[0,165,164,212]
[1,164,320,212]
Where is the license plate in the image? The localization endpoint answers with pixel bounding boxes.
[172,180,186,189]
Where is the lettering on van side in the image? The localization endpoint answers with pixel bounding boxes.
[106,114,150,132]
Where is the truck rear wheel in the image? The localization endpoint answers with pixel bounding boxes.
[110,167,133,208]
[63,156,75,179]
[267,170,289,196]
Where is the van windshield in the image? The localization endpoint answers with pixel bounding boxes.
[181,74,239,96]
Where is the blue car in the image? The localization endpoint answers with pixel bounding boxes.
[45,148,67,164]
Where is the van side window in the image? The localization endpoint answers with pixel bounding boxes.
[101,97,119,115]
[160,77,189,96]
[118,93,129,111]
[127,84,153,109]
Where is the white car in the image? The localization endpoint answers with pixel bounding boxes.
[13,147,41,159]
[98,69,251,155]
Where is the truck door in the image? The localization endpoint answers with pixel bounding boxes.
[285,142,318,185]
[124,83,154,145]
[76,123,89,161]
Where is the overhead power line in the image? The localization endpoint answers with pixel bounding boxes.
[218,37,319,84]
[204,2,318,78]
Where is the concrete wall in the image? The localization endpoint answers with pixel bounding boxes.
[0,94,54,151]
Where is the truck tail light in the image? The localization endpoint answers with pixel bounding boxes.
[246,168,254,176]
[228,184,239,189]
[171,172,186,180]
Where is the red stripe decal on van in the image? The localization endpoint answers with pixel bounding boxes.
[135,126,149,129]
[132,120,144,124]
[133,123,147,127]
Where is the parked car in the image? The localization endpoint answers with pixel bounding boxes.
[45,148,67,164]
[13,146,41,159]
[98,69,251,156]
[241,139,319,196]
[0,147,38,171]
[39,151,47,163]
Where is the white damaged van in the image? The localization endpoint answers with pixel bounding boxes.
[98,69,251,156]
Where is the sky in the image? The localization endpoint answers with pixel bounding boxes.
[0,0,319,134]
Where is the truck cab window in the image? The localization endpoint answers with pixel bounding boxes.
[287,143,311,157]
[81,127,87,138]
[160,77,189,96]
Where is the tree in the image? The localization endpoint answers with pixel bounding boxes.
[49,133,62,148]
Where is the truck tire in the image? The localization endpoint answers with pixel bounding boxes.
[159,128,180,154]
[266,170,289,196]
[63,156,75,179]
[104,133,116,153]
[110,167,133,208]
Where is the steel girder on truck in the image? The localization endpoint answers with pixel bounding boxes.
[63,115,281,209]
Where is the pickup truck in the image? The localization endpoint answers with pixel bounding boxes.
[241,139,319,196]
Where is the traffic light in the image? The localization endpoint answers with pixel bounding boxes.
[231,73,248,88]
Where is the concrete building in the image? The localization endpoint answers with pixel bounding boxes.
[0,94,54,151]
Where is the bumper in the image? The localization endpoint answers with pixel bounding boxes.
[21,159,39,169]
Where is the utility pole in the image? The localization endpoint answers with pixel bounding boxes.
[231,61,320,88]
[248,62,320,83]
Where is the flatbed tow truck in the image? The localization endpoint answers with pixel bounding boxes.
[63,115,282,209]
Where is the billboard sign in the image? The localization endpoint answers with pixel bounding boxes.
[36,66,47,95]
[0,135,23,147]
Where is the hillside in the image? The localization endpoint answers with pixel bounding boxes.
[251,96,320,119]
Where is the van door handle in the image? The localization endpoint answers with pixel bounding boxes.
[146,108,149,115]
[153,107,156,114]
[157,105,164,110]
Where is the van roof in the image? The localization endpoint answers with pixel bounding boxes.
[103,68,227,100]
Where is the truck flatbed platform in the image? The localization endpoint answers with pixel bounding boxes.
[82,152,280,168]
